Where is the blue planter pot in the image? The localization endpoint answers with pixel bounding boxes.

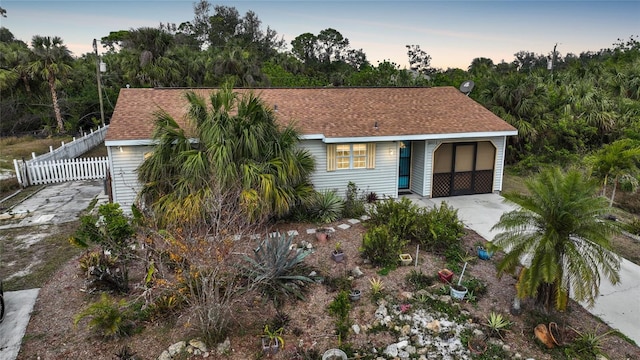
[477,247,493,260]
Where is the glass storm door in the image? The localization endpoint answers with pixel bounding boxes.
[398,141,411,190]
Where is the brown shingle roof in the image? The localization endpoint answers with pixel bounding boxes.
[105,87,516,142]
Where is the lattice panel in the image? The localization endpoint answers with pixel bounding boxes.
[453,172,472,192]
[474,170,494,194]
[432,173,451,197]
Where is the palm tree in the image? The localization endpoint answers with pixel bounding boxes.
[28,36,72,132]
[137,86,315,227]
[491,167,621,312]
[586,139,640,206]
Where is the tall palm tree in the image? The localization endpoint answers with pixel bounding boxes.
[137,86,315,227]
[491,167,621,312]
[28,36,72,132]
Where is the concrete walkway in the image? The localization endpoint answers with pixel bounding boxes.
[406,193,640,346]
[0,180,106,359]
[0,289,39,358]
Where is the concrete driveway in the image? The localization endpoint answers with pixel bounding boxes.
[0,289,39,358]
[407,193,640,346]
[0,180,106,359]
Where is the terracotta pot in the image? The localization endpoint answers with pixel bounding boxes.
[316,230,328,242]
[534,323,555,348]
[467,337,487,354]
[548,322,561,346]
[438,269,454,283]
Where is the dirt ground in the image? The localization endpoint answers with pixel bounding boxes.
[14,219,640,360]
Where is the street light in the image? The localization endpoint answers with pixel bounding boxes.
[92,39,105,126]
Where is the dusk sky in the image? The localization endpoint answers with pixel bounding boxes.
[2,1,638,70]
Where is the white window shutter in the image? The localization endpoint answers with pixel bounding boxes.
[327,144,337,171]
[366,143,376,169]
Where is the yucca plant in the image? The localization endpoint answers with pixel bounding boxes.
[308,189,344,223]
[565,326,613,359]
[241,234,317,307]
[485,311,512,340]
[369,277,385,301]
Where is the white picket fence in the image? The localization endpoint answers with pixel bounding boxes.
[14,157,109,186]
[12,125,109,187]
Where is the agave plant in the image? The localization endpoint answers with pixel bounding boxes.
[241,234,316,307]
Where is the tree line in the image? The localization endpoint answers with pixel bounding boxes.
[0,2,638,172]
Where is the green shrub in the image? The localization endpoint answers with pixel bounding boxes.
[241,234,317,307]
[405,269,436,291]
[342,181,367,218]
[328,290,351,341]
[416,202,465,255]
[308,189,344,223]
[367,197,422,242]
[324,272,353,293]
[70,203,135,256]
[624,217,640,236]
[74,293,134,338]
[462,277,488,298]
[361,225,407,267]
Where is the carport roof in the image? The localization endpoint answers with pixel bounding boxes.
[105,87,517,142]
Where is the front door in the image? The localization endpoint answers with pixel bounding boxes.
[451,143,476,195]
[398,141,411,191]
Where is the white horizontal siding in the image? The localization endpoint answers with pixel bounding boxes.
[108,145,152,214]
[303,140,398,199]
[492,136,507,193]
[424,140,437,197]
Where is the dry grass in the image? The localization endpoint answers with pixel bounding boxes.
[0,135,73,162]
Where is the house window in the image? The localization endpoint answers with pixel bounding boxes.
[327,143,376,171]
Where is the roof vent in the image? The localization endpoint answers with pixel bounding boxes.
[459,80,475,96]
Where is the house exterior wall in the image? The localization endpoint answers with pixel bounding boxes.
[302,139,399,199]
[107,145,154,213]
[410,141,426,196]
[492,136,507,193]
[106,136,509,213]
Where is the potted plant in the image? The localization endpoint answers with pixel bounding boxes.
[349,288,361,301]
[467,336,487,354]
[399,253,413,266]
[449,262,468,300]
[438,268,454,283]
[332,242,344,262]
[322,348,348,360]
[477,245,493,260]
[315,227,330,242]
[261,324,285,354]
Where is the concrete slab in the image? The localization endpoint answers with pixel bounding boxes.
[0,289,40,359]
[403,193,640,345]
[0,180,105,230]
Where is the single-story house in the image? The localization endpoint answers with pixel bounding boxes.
[104,87,517,213]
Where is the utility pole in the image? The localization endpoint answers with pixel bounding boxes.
[93,39,105,126]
